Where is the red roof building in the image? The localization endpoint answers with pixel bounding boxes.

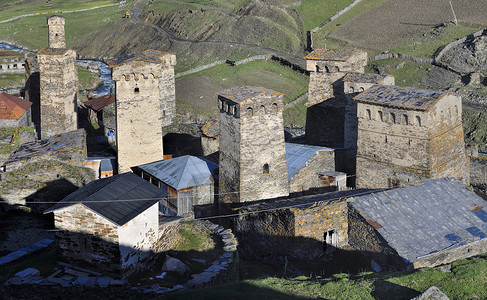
[83,94,115,112]
[0,93,32,120]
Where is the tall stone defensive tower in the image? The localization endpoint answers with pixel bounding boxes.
[218,86,289,204]
[305,49,367,148]
[108,50,176,173]
[37,15,78,139]
[47,15,66,48]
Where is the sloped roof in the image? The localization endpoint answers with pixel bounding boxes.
[349,178,487,263]
[354,85,451,110]
[45,173,167,226]
[0,93,32,120]
[107,49,173,67]
[83,94,115,112]
[138,156,218,190]
[285,143,333,179]
[201,119,219,138]
[217,86,284,103]
[305,48,360,61]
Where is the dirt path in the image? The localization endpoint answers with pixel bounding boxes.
[0,3,119,24]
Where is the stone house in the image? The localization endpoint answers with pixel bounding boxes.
[82,94,115,134]
[137,155,218,218]
[44,172,179,278]
[354,85,468,188]
[0,92,32,127]
[348,177,487,270]
[108,50,176,173]
[1,128,86,172]
[285,142,344,193]
[84,157,116,179]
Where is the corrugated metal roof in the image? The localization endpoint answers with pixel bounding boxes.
[285,143,332,179]
[349,178,487,262]
[138,156,218,190]
[217,86,284,103]
[83,94,115,112]
[354,85,450,110]
[45,173,167,226]
[0,93,32,120]
[304,48,360,61]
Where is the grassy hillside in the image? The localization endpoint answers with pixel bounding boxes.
[163,253,487,299]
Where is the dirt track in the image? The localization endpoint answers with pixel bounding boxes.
[328,0,487,51]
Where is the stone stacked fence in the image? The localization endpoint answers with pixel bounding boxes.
[434,28,487,66]
[368,53,433,64]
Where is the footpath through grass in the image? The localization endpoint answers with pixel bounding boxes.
[163,253,487,299]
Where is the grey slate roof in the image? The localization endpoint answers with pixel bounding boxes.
[217,86,284,103]
[354,85,450,110]
[45,173,167,226]
[138,156,218,190]
[349,178,487,263]
[285,143,333,179]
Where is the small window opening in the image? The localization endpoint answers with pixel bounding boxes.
[247,107,253,116]
[134,87,140,94]
[378,111,383,121]
[323,230,337,254]
[366,109,371,120]
[163,110,166,117]
[233,106,238,115]
[416,116,421,127]
[385,136,388,143]
[403,114,408,125]
[390,113,396,124]
[263,163,269,175]
[316,65,320,73]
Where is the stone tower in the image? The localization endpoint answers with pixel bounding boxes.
[47,15,66,48]
[108,50,176,173]
[305,49,367,148]
[37,15,78,139]
[218,86,289,204]
[354,85,469,188]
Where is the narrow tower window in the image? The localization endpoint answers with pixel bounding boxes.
[366,109,371,120]
[416,116,421,127]
[134,87,140,94]
[390,113,396,124]
[263,163,269,175]
[378,111,383,121]
[403,114,408,125]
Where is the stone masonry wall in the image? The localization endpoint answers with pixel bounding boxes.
[47,16,66,49]
[219,91,289,203]
[289,149,335,193]
[113,54,176,173]
[347,204,404,269]
[292,199,348,247]
[53,204,121,276]
[38,49,78,139]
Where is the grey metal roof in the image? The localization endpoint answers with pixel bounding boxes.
[349,178,487,263]
[45,173,167,226]
[285,143,332,179]
[138,156,218,190]
[354,85,450,111]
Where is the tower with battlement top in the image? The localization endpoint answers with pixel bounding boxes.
[37,15,78,139]
[218,86,289,204]
[108,50,176,173]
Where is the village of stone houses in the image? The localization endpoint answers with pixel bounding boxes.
[1,0,487,299]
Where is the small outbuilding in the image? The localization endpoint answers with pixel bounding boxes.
[0,92,32,127]
[44,172,178,278]
[348,177,487,271]
[137,155,218,218]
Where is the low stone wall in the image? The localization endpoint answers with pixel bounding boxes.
[368,53,433,64]
[434,28,487,67]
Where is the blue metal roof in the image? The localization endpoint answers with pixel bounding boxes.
[285,143,332,179]
[349,178,487,262]
[138,156,218,190]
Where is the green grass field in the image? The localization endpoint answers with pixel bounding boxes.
[296,0,354,32]
[163,253,487,299]
[311,0,388,50]
[391,24,484,58]
[365,59,432,87]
